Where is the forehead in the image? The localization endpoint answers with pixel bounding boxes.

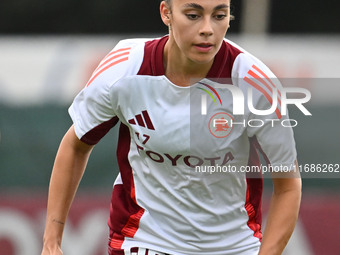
[171,0,230,8]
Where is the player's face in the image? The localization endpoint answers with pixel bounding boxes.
[161,0,231,64]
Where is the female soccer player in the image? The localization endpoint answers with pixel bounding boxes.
[42,0,301,254]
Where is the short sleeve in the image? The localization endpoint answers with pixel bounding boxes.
[233,53,297,169]
[68,40,141,145]
[68,79,118,145]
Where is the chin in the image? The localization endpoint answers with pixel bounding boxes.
[191,56,215,65]
[188,51,216,65]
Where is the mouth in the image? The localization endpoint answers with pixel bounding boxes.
[194,43,214,52]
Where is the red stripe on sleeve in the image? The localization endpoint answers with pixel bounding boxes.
[86,57,129,87]
[244,77,282,119]
[248,70,282,107]
[95,51,130,73]
[252,65,282,98]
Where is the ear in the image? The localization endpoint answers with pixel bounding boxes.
[160,1,171,26]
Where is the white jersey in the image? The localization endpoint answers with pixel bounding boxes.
[69,36,297,255]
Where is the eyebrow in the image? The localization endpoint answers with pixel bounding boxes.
[183,3,230,11]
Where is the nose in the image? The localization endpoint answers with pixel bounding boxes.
[199,17,213,37]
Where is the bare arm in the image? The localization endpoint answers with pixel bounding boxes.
[259,161,302,255]
[41,125,94,254]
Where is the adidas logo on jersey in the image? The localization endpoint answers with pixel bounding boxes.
[128,110,155,130]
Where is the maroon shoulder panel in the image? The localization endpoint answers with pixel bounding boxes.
[207,40,243,79]
[137,36,168,76]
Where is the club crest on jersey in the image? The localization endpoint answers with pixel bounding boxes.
[209,112,234,138]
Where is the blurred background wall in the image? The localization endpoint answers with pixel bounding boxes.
[0,0,340,254]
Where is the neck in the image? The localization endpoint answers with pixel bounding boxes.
[163,38,214,87]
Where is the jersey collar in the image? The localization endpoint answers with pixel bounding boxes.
[152,35,228,78]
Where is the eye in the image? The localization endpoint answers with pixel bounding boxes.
[214,14,227,20]
[186,14,200,20]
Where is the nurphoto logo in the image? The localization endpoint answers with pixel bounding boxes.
[197,81,312,137]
